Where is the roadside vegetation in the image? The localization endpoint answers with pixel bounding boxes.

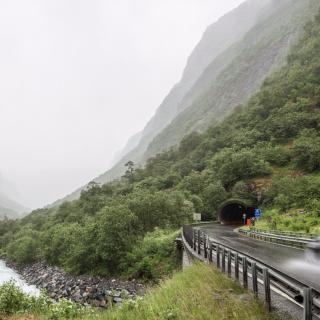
[0,263,284,320]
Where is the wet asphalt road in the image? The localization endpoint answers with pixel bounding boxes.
[197,224,320,292]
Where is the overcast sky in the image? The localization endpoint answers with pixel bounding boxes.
[0,0,245,209]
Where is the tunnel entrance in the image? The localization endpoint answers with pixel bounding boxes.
[217,200,255,225]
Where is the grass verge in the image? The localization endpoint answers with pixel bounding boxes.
[100,261,281,320]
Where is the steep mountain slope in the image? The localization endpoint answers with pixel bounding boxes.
[50,0,317,206]
[139,0,272,143]
[0,205,20,220]
[0,191,30,217]
[145,0,319,158]
[108,131,142,170]
[0,173,30,208]
[0,173,31,219]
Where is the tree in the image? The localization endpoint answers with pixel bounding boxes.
[293,130,320,171]
[95,204,138,271]
[78,181,107,216]
[232,181,254,201]
[202,182,228,219]
[178,132,202,158]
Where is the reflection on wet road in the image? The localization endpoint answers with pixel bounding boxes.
[198,225,320,291]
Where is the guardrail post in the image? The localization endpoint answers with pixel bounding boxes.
[198,230,201,255]
[184,225,189,246]
[193,229,196,251]
[204,233,208,259]
[227,250,232,277]
[234,253,239,280]
[262,268,271,311]
[221,247,226,273]
[243,257,248,289]
[251,262,258,297]
[216,244,220,268]
[209,240,213,262]
[303,287,312,320]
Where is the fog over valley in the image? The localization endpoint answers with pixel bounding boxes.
[0,0,245,209]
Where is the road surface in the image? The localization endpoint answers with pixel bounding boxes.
[197,224,320,292]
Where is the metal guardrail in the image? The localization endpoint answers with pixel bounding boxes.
[239,229,314,249]
[182,224,320,320]
[250,228,319,240]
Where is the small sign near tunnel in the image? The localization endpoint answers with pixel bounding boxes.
[255,209,261,218]
[193,213,201,221]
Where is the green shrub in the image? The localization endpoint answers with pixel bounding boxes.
[283,220,290,227]
[121,229,181,281]
[6,236,38,265]
[293,129,320,171]
[274,194,290,212]
[0,279,30,313]
[305,223,311,233]
[290,222,304,232]
[309,218,319,227]
[0,279,97,318]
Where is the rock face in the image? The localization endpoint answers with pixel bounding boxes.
[1,256,144,308]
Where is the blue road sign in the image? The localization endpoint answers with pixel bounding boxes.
[255,209,261,218]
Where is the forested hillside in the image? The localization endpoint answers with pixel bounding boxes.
[1,6,320,280]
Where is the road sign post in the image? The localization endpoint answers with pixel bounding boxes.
[193,213,201,223]
[255,209,261,225]
[243,214,246,225]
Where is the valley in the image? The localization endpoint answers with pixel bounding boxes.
[1,1,320,319]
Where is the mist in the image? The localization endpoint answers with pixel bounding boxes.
[0,0,245,208]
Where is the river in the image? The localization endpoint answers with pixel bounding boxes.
[0,259,39,295]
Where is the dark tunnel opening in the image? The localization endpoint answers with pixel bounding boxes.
[217,200,255,225]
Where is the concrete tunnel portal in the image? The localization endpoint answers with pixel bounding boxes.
[217,200,256,225]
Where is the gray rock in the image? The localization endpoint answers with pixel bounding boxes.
[121,290,129,298]
[114,291,121,298]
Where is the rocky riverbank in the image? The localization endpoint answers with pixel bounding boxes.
[0,255,144,308]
